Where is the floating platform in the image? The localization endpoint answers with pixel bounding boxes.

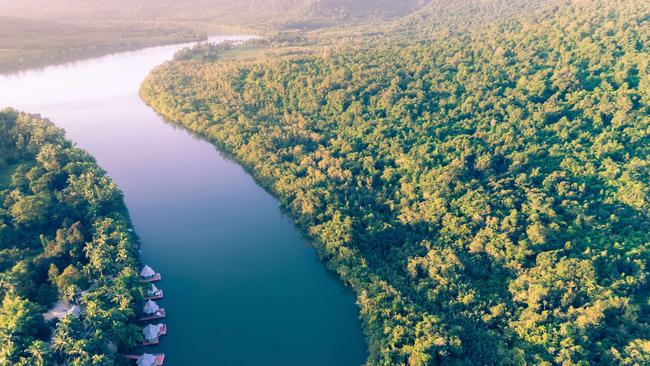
[126,353,165,365]
[141,273,161,282]
[139,308,166,321]
[143,338,160,346]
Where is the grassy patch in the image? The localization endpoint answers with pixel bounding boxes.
[218,44,264,61]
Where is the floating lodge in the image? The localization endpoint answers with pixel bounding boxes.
[140,299,166,321]
[128,265,167,365]
[141,265,162,282]
[143,323,167,346]
[146,283,164,300]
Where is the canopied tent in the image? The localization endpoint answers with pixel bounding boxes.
[143,324,162,341]
[143,300,160,315]
[66,305,81,318]
[140,265,156,278]
[147,283,159,296]
[136,353,157,366]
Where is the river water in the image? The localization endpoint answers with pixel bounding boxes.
[0,36,366,365]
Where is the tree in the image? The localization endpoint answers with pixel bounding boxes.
[8,194,51,228]
[0,293,45,365]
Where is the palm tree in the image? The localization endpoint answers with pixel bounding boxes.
[23,340,51,366]
[0,336,16,365]
[120,323,142,350]
[51,317,78,359]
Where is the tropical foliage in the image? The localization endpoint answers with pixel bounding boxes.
[0,110,143,365]
[141,0,650,364]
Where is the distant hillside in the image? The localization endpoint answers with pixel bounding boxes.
[0,14,200,73]
[0,15,71,33]
[0,0,430,73]
[392,0,560,37]
[309,0,430,20]
[0,0,429,27]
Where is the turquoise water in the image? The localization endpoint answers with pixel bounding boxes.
[0,37,366,365]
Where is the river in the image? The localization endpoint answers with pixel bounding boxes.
[0,36,366,365]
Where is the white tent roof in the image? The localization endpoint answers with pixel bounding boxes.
[147,284,159,295]
[143,300,160,315]
[143,324,161,341]
[140,265,156,277]
[137,353,157,366]
[66,305,81,318]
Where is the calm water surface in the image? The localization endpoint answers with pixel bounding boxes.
[0,36,366,365]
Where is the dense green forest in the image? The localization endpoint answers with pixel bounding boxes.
[0,110,143,365]
[141,0,650,364]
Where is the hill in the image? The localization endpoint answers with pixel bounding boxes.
[0,0,427,25]
[0,0,428,73]
[0,15,200,73]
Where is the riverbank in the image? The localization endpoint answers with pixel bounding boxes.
[0,110,144,364]
[1,39,367,365]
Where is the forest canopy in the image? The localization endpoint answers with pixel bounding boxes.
[0,110,144,365]
[141,0,650,364]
